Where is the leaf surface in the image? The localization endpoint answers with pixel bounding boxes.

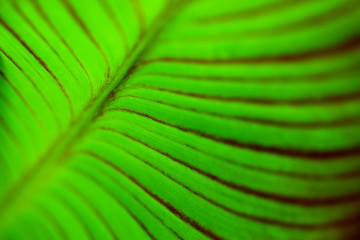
[0,0,360,239]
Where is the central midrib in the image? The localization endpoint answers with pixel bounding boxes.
[0,0,185,234]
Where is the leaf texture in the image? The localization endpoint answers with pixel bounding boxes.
[0,0,360,239]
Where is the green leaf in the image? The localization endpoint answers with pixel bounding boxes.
[0,0,360,239]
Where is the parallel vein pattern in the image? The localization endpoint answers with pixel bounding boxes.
[0,0,360,239]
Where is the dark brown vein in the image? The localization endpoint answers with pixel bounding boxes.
[0,52,59,129]
[195,0,317,24]
[141,34,360,64]
[108,108,360,160]
[115,94,360,129]
[136,64,360,84]
[77,150,360,231]
[240,0,360,38]
[81,165,184,240]
[76,138,331,229]
[30,0,94,97]
[95,115,360,181]
[123,85,360,105]
[77,151,222,240]
[11,0,82,87]
[136,64,360,83]
[0,1,190,237]
[69,168,157,240]
[95,127,360,207]
[0,18,75,120]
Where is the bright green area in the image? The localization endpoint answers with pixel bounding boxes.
[0,0,360,239]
